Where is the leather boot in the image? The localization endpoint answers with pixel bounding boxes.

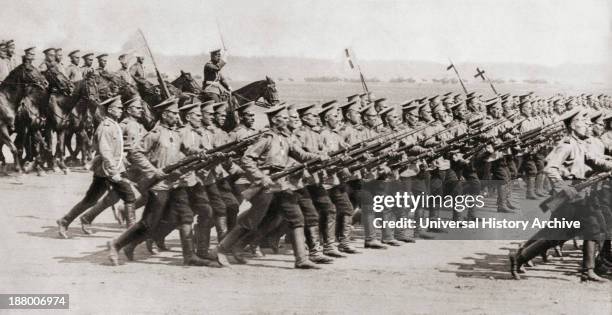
[581,240,606,282]
[534,174,547,197]
[214,216,228,241]
[304,225,333,264]
[497,183,514,213]
[427,208,447,233]
[381,210,402,246]
[291,227,321,269]
[337,214,360,253]
[178,224,217,267]
[526,176,538,200]
[394,208,415,243]
[320,212,344,257]
[124,203,136,228]
[505,183,518,210]
[194,223,216,260]
[57,200,90,238]
[215,226,250,267]
[414,208,434,239]
[107,221,149,266]
[80,193,120,230]
[509,240,556,279]
[152,221,176,252]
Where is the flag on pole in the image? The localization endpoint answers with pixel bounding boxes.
[344,48,355,70]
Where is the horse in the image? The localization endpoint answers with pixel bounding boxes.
[38,66,76,172]
[14,80,53,175]
[0,63,48,173]
[200,76,279,131]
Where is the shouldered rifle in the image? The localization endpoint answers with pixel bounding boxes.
[540,172,612,213]
[208,129,269,154]
[240,156,323,201]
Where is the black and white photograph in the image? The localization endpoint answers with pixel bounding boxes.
[0,0,611,313]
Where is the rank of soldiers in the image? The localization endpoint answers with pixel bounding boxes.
[1,40,610,280]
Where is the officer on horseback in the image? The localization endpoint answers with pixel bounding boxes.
[202,49,232,102]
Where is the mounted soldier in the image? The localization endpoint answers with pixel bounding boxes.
[202,49,232,103]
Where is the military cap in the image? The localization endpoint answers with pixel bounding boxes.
[443,91,453,97]
[400,99,416,107]
[153,97,179,113]
[6,40,14,46]
[23,47,36,57]
[96,53,108,60]
[100,95,122,109]
[265,105,287,120]
[360,104,378,116]
[0,41,6,48]
[378,106,396,122]
[373,98,387,104]
[559,108,588,127]
[212,101,228,113]
[68,50,80,57]
[602,113,612,123]
[402,103,421,115]
[321,100,337,109]
[210,48,222,55]
[449,101,465,112]
[416,96,427,103]
[297,104,318,116]
[429,95,441,103]
[339,101,360,115]
[590,111,603,124]
[318,105,338,121]
[118,54,129,60]
[201,100,215,114]
[123,96,142,108]
[346,94,360,102]
[430,101,445,113]
[466,91,477,98]
[81,53,94,59]
[179,101,203,115]
[517,99,531,107]
[500,93,511,100]
[42,48,56,54]
[236,101,256,114]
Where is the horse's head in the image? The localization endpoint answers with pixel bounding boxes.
[262,76,279,105]
[172,70,202,94]
[22,65,49,91]
[44,66,73,96]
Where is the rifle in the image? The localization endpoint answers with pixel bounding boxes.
[540,172,612,213]
[207,129,269,154]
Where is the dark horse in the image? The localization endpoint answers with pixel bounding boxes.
[199,76,279,131]
[171,70,201,94]
[0,63,48,173]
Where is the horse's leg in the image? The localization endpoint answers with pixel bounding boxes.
[0,124,22,173]
[79,129,89,167]
[56,129,68,173]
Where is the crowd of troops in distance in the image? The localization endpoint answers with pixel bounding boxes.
[1,40,611,280]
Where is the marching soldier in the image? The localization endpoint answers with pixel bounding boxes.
[79,97,147,232]
[202,49,232,102]
[215,105,326,269]
[108,97,210,266]
[65,50,82,82]
[57,96,136,239]
[510,108,612,281]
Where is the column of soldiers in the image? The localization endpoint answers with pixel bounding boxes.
[32,41,610,278]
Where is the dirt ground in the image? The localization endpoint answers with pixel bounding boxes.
[0,171,610,314]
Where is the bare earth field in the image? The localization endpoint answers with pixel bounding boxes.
[0,171,610,314]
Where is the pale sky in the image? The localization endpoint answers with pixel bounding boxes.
[1,0,610,66]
